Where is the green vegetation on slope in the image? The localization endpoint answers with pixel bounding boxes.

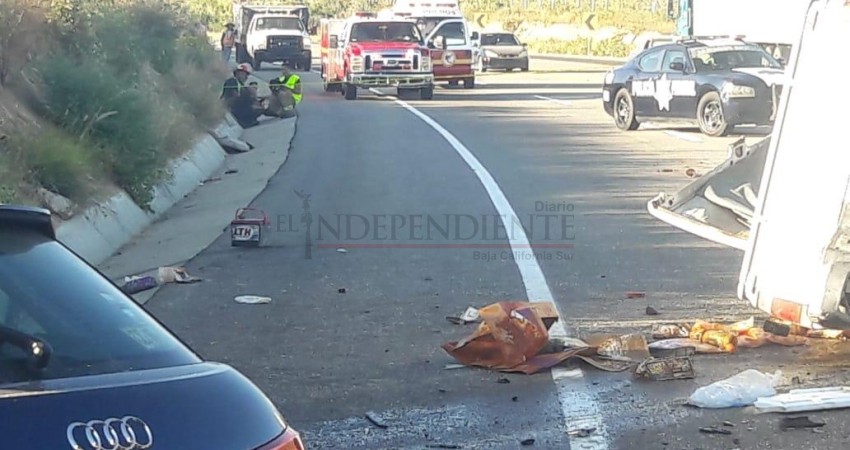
[0,0,228,210]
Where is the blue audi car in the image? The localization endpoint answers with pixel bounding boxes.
[0,205,304,450]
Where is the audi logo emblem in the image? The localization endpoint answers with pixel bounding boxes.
[66,416,153,450]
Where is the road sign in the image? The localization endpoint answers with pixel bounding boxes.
[584,13,598,31]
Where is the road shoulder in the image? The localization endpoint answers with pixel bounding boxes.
[98,116,297,304]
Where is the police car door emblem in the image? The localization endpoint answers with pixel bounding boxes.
[653,73,674,111]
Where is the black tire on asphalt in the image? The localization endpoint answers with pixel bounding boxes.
[252,58,262,71]
[613,88,639,131]
[344,83,357,100]
[697,91,729,137]
[463,77,475,89]
[421,86,434,100]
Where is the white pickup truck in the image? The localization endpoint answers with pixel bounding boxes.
[234,4,312,71]
[648,0,850,330]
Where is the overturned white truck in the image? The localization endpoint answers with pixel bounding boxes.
[648,0,850,330]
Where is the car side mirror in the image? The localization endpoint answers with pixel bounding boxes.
[470,31,479,40]
[522,43,527,48]
[329,35,338,48]
[669,61,684,72]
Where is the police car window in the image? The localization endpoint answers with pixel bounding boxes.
[689,46,781,71]
[639,49,663,72]
[661,49,686,71]
[0,225,199,385]
[433,22,466,46]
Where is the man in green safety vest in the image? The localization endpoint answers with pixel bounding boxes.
[270,66,302,107]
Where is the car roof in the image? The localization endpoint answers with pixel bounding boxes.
[0,205,55,239]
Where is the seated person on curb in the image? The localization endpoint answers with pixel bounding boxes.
[264,82,296,118]
[270,66,302,110]
[221,63,264,128]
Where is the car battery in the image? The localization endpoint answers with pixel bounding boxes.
[230,208,270,247]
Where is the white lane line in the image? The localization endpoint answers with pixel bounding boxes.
[534,95,572,107]
[389,94,608,449]
[664,130,703,143]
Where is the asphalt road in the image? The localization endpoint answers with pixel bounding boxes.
[146,59,850,449]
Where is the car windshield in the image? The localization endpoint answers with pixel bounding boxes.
[254,17,304,31]
[688,45,782,71]
[350,22,423,43]
[481,34,519,46]
[0,225,199,385]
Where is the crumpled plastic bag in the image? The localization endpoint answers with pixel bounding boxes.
[689,369,782,408]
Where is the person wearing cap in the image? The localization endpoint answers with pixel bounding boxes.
[221,64,264,128]
[221,23,237,62]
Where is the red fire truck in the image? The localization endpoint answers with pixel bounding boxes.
[320,13,435,100]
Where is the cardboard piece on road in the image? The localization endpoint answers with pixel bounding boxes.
[442,302,636,375]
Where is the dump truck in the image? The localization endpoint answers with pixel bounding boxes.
[648,0,850,330]
[233,1,311,69]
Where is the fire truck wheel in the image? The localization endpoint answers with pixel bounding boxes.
[344,83,357,100]
[420,86,434,100]
[463,77,475,89]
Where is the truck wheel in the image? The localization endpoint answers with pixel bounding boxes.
[420,86,434,100]
[252,57,262,71]
[697,92,729,137]
[344,83,357,100]
[448,80,459,87]
[463,77,475,89]
[613,88,639,131]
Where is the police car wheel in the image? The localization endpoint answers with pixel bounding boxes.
[613,89,639,131]
[697,92,729,137]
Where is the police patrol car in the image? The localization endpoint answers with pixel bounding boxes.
[602,36,786,137]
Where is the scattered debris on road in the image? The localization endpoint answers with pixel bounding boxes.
[520,438,535,445]
[635,354,695,381]
[645,306,660,316]
[496,377,511,384]
[337,288,347,294]
[234,295,271,304]
[446,307,481,325]
[443,364,466,370]
[755,386,850,413]
[779,416,825,431]
[225,169,239,175]
[202,176,222,184]
[157,266,201,284]
[365,411,389,429]
[651,323,690,339]
[425,444,461,449]
[336,248,347,253]
[689,369,781,408]
[626,291,646,299]
[120,275,158,294]
[230,207,270,247]
[568,428,596,438]
[699,426,732,435]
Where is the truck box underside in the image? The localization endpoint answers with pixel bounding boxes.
[647,136,770,250]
